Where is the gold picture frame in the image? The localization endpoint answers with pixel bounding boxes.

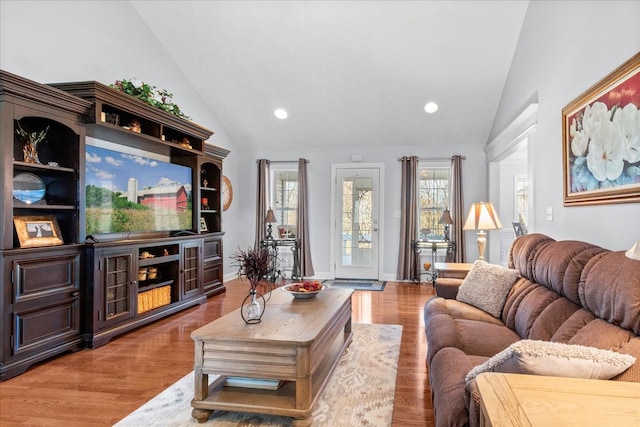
[562,52,640,206]
[14,215,64,248]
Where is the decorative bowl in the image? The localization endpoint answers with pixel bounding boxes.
[282,282,324,299]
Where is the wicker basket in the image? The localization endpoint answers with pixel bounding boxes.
[138,285,171,314]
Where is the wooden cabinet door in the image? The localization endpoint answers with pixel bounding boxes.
[181,240,203,300]
[97,248,136,328]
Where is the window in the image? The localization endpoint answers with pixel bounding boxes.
[418,163,451,240]
[271,165,298,238]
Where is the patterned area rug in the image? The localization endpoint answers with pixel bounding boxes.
[322,279,387,291]
[114,323,402,427]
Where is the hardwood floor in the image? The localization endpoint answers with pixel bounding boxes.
[0,280,435,426]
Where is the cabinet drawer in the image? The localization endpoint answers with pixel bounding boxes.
[13,299,80,356]
[12,254,79,303]
[203,239,222,260]
[203,263,222,287]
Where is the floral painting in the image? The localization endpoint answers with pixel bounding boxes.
[563,53,640,205]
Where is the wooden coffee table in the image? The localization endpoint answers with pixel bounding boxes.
[190,287,354,426]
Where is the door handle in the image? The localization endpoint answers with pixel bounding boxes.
[71,291,79,297]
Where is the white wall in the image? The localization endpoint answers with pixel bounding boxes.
[490,0,640,251]
[0,1,495,280]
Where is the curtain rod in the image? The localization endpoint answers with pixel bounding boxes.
[255,159,309,164]
[397,155,466,161]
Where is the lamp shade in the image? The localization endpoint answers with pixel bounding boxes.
[265,208,277,224]
[463,202,502,231]
[438,209,453,225]
[626,239,640,260]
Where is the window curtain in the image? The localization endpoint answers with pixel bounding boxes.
[297,158,315,277]
[396,156,419,280]
[450,155,466,262]
[254,159,270,248]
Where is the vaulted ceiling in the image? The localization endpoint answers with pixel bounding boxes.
[131,1,528,150]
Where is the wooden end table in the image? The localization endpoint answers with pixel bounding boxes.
[190,287,354,426]
[434,262,473,279]
[476,372,640,426]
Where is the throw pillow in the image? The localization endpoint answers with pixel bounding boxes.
[465,340,636,383]
[455,261,519,317]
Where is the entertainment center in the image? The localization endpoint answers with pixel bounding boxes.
[0,70,229,380]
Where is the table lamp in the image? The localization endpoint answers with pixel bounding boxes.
[463,201,502,261]
[438,209,454,241]
[626,239,640,260]
[264,208,277,240]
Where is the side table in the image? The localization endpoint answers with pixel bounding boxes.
[412,240,456,283]
[476,372,640,426]
[434,262,472,279]
[260,238,301,281]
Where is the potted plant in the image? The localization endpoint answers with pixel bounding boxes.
[231,247,271,324]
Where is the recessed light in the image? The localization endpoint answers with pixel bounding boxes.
[424,102,438,114]
[274,109,288,119]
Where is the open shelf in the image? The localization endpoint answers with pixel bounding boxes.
[14,161,75,174]
[138,254,180,267]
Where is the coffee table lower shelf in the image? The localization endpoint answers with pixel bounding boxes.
[191,329,352,426]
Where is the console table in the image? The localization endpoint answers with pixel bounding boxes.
[476,372,640,426]
[412,240,456,283]
[260,238,301,281]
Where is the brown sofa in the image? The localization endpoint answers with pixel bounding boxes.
[423,233,640,427]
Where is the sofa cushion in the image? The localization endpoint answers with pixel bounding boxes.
[456,261,519,317]
[424,297,505,325]
[579,251,640,335]
[529,240,607,305]
[508,233,555,278]
[425,312,520,363]
[464,339,636,383]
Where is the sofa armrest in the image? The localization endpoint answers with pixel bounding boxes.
[435,278,463,299]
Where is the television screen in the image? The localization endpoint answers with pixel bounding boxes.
[85,141,192,235]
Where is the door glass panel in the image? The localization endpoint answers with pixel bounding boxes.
[341,176,373,268]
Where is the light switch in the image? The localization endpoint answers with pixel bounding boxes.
[394,210,401,219]
[546,207,553,221]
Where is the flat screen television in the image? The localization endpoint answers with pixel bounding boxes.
[85,138,193,236]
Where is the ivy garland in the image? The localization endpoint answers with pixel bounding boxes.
[110,78,191,120]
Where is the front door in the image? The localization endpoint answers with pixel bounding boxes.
[334,167,380,279]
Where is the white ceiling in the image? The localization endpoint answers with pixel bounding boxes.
[131,1,528,150]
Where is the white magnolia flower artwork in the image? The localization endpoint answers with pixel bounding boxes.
[567,70,640,194]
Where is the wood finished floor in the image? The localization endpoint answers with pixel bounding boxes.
[0,280,436,426]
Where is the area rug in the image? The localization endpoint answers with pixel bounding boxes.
[114,323,402,427]
[322,279,386,291]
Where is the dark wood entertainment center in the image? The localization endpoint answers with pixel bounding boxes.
[0,70,229,380]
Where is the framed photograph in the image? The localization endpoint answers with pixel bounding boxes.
[14,215,64,248]
[199,217,208,232]
[562,52,640,206]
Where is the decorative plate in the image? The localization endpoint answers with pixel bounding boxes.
[13,172,46,205]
